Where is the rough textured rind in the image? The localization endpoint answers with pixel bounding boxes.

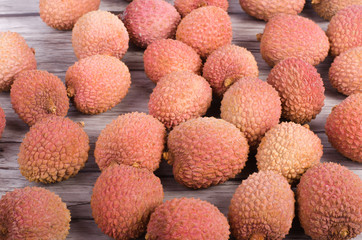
[39,0,100,30]
[0,106,5,139]
[18,116,90,183]
[329,47,362,95]
[176,6,232,58]
[203,44,259,96]
[174,0,229,17]
[229,171,295,240]
[66,55,131,114]
[239,0,305,21]
[148,71,212,129]
[91,164,164,240]
[221,77,281,147]
[327,5,362,56]
[94,112,166,171]
[121,0,181,48]
[72,10,129,59]
[0,187,70,240]
[0,32,37,91]
[167,117,249,189]
[146,198,230,240]
[256,122,323,184]
[260,14,329,67]
[11,70,69,126]
[325,93,362,162]
[312,0,362,20]
[144,39,202,83]
[297,162,362,239]
[267,58,325,123]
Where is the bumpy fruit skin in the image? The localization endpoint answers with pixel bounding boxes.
[176,6,232,58]
[0,106,5,139]
[91,164,164,240]
[0,32,37,91]
[325,93,362,162]
[267,58,325,123]
[327,5,362,56]
[11,70,69,126]
[146,198,230,240]
[229,171,295,240]
[66,55,131,114]
[239,0,305,21]
[260,14,329,67]
[329,47,362,96]
[122,0,181,48]
[143,39,202,83]
[221,77,281,147]
[0,187,70,240]
[39,0,100,30]
[167,117,249,189]
[297,162,362,239]
[148,71,212,129]
[18,116,90,183]
[94,112,166,171]
[174,0,229,17]
[312,0,362,20]
[256,122,323,184]
[203,44,259,96]
[72,10,129,59]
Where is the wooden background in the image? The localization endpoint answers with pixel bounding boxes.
[0,0,361,239]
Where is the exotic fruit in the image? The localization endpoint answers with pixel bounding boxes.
[148,71,212,129]
[72,10,129,59]
[0,187,71,240]
[18,116,90,183]
[0,106,5,139]
[0,31,37,91]
[94,112,166,172]
[66,55,131,114]
[297,162,362,239]
[329,46,362,95]
[121,0,181,48]
[256,122,323,184]
[91,164,164,240]
[146,198,230,240]
[239,0,305,21]
[325,93,362,162]
[229,171,295,240]
[259,14,329,67]
[312,0,362,20]
[327,5,362,56]
[203,44,259,96]
[39,0,100,30]
[174,0,229,17]
[176,6,232,58]
[11,70,69,126]
[267,58,325,123]
[167,117,249,189]
[220,77,281,147]
[143,39,202,83]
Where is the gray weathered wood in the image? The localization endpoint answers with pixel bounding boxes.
[0,0,361,239]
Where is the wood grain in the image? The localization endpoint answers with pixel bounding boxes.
[0,0,361,239]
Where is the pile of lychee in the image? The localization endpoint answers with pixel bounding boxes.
[0,0,361,239]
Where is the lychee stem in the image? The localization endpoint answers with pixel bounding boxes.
[30,47,36,55]
[339,228,349,238]
[311,0,321,4]
[77,121,85,128]
[47,98,57,114]
[256,33,263,41]
[250,233,265,240]
[67,87,75,98]
[224,76,240,88]
[302,124,310,129]
[163,152,173,165]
